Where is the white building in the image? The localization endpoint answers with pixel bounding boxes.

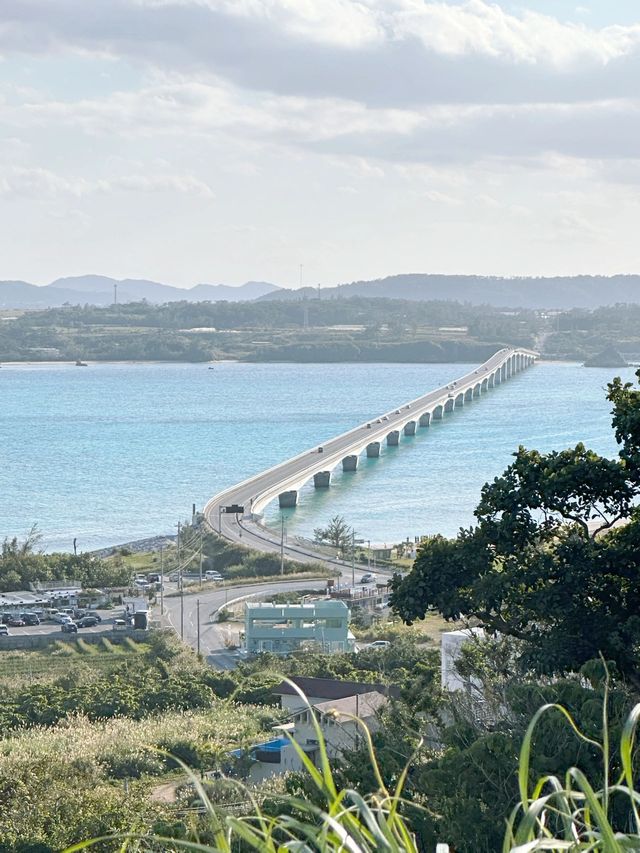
[441,627,485,692]
[243,676,397,782]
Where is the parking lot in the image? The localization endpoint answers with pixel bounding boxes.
[0,609,118,638]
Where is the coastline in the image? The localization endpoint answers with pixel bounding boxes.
[89,533,177,558]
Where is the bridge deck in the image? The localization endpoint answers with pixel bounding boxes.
[203,347,537,557]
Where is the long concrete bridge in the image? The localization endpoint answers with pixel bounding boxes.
[203,347,537,562]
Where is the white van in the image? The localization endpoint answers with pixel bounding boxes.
[205,570,223,581]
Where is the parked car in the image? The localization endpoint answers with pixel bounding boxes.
[205,570,223,581]
[20,612,40,626]
[0,625,8,636]
[7,617,25,627]
[77,616,100,628]
[359,573,377,585]
[43,609,60,621]
[53,613,72,624]
[364,640,390,650]
[61,621,78,633]
[147,573,161,583]
[113,618,127,630]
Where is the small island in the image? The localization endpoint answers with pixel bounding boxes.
[583,345,628,368]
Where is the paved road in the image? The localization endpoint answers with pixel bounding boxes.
[204,347,537,565]
[163,579,328,668]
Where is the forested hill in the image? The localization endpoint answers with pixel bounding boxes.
[258,274,640,309]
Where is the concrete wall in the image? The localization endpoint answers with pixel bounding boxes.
[0,628,149,652]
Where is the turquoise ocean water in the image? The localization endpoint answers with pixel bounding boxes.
[0,360,636,552]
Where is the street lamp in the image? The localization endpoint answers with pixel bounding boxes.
[353,536,365,586]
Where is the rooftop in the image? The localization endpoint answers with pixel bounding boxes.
[273,676,400,701]
[312,691,388,722]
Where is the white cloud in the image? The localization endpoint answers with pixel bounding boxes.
[2,0,640,108]
[0,166,214,199]
[1,0,640,284]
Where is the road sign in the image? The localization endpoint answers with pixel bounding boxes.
[223,504,244,514]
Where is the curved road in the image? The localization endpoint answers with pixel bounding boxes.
[203,347,537,566]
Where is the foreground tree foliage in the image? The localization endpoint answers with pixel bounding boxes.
[391,371,640,686]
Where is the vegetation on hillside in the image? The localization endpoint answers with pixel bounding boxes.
[0,297,539,362]
[5,296,640,363]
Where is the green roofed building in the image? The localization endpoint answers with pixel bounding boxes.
[244,599,354,656]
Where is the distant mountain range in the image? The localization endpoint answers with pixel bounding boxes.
[0,276,280,309]
[4,272,640,311]
[258,274,640,310]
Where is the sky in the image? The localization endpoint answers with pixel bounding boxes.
[2,0,640,288]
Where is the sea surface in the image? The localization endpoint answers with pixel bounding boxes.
[0,360,636,552]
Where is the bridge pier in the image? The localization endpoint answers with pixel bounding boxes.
[404,421,416,436]
[433,404,444,419]
[444,398,454,413]
[481,378,489,392]
[278,490,298,508]
[465,388,473,402]
[366,442,381,458]
[342,455,358,472]
[313,471,331,488]
[387,430,399,446]
[419,412,431,427]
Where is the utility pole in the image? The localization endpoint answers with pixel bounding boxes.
[177,521,182,593]
[351,529,355,587]
[160,546,164,616]
[178,520,184,639]
[280,515,285,576]
[197,598,201,656]
[180,586,184,640]
[199,525,203,588]
[367,539,371,570]
[113,282,118,305]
